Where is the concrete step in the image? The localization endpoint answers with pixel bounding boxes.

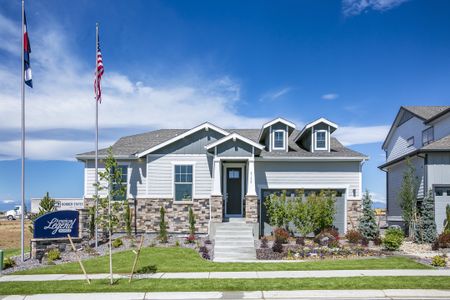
[214,241,255,248]
[213,221,257,262]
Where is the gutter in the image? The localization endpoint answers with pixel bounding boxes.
[255,156,368,162]
[378,148,449,170]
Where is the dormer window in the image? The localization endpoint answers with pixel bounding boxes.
[273,130,285,150]
[315,130,327,150]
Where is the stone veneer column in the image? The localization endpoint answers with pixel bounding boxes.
[245,195,258,223]
[347,199,362,230]
[210,195,223,222]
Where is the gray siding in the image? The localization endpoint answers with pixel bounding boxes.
[217,139,252,157]
[386,156,425,218]
[255,161,361,199]
[147,154,213,198]
[154,129,224,155]
[386,116,424,162]
[427,153,450,233]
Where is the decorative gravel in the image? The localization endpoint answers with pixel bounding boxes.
[1,233,214,275]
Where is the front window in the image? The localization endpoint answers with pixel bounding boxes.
[407,136,414,147]
[273,130,285,149]
[112,165,127,200]
[422,127,434,146]
[174,165,193,201]
[315,131,326,149]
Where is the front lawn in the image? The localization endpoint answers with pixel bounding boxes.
[13,247,429,275]
[0,276,449,295]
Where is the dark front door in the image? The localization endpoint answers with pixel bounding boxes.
[226,168,242,215]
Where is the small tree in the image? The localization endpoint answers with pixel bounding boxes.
[290,191,315,237]
[264,191,290,229]
[415,190,436,243]
[29,192,56,233]
[188,206,196,236]
[358,190,379,240]
[398,158,419,238]
[444,204,450,234]
[312,190,336,232]
[159,206,168,243]
[88,205,96,239]
[124,201,132,237]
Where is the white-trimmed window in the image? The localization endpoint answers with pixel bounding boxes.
[422,127,434,146]
[315,130,327,150]
[112,165,128,201]
[273,130,285,150]
[174,165,193,201]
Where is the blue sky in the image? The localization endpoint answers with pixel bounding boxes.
[1,0,450,210]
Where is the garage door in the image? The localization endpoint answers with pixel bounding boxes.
[260,189,346,236]
[435,186,450,233]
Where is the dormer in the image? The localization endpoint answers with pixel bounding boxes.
[258,117,296,152]
[294,118,338,152]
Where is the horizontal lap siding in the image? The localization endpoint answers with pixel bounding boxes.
[255,161,361,199]
[147,154,212,198]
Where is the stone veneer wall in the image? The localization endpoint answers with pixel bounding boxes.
[347,199,362,230]
[210,195,223,222]
[245,195,258,223]
[135,198,210,234]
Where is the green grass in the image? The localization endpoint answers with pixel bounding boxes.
[3,248,22,257]
[14,247,430,275]
[0,277,449,295]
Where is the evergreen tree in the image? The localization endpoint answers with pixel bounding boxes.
[444,204,450,234]
[159,206,168,243]
[398,158,419,238]
[415,190,437,243]
[188,206,196,236]
[358,190,379,240]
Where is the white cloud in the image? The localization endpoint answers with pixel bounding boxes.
[369,192,386,204]
[334,125,390,146]
[321,93,339,100]
[259,87,291,102]
[342,0,409,16]
[0,13,266,161]
[2,200,15,204]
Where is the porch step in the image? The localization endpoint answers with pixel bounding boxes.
[213,222,256,262]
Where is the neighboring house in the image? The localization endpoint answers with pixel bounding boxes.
[379,106,450,233]
[76,117,368,237]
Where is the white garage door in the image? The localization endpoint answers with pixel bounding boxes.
[435,186,450,233]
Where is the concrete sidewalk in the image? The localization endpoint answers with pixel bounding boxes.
[1,269,450,282]
[2,290,450,299]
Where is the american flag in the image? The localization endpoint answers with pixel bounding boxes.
[94,36,104,102]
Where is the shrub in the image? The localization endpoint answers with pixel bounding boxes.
[361,237,369,247]
[264,191,291,228]
[323,227,340,240]
[431,255,447,267]
[260,237,269,248]
[272,240,283,253]
[47,248,61,261]
[175,240,180,247]
[295,237,305,246]
[328,239,340,248]
[345,230,362,244]
[314,232,335,247]
[436,232,450,249]
[204,239,212,245]
[3,257,16,269]
[186,234,195,244]
[274,228,290,244]
[199,246,208,254]
[290,191,315,237]
[112,238,123,248]
[312,191,336,233]
[432,240,440,251]
[358,190,379,240]
[373,236,382,246]
[158,206,168,243]
[383,227,404,251]
[137,265,157,274]
[202,252,211,260]
[188,207,196,236]
[444,204,450,233]
[124,201,132,237]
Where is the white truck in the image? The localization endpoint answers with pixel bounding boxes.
[6,205,22,220]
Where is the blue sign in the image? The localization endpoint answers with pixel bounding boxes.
[34,210,79,239]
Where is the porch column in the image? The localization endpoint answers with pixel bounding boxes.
[245,155,258,223]
[246,157,257,196]
[211,156,222,196]
[210,155,223,222]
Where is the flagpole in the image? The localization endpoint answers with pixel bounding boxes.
[94,23,99,249]
[20,0,26,263]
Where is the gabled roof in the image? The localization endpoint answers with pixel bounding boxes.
[382,106,450,150]
[294,117,338,142]
[136,122,228,157]
[258,117,296,142]
[205,132,265,151]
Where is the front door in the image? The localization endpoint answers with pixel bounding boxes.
[226,168,242,216]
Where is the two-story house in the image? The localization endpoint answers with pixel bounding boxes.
[76,117,367,238]
[380,106,450,233]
